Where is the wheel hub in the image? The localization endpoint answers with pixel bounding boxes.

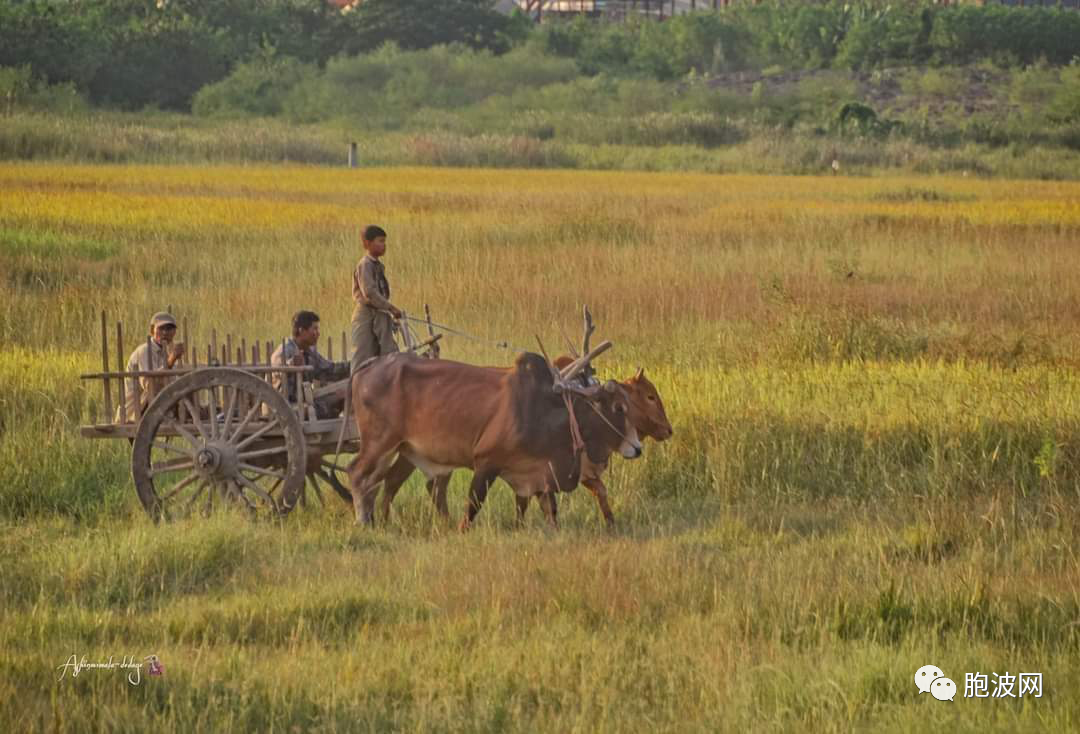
[194,442,239,480]
[196,447,220,472]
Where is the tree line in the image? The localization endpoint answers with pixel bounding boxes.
[3,0,1080,112]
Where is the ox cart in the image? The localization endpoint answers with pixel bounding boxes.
[79,310,442,522]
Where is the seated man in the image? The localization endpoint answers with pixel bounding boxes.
[271,310,350,419]
[118,311,186,422]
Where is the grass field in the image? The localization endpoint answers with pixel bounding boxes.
[1,163,1079,732]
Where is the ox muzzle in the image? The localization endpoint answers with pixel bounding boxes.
[620,423,643,459]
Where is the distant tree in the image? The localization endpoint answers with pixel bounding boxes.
[348,0,512,54]
[0,1,109,88]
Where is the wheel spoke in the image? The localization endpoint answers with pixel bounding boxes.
[183,481,209,514]
[161,471,201,501]
[236,446,289,462]
[151,458,195,477]
[225,399,263,443]
[209,385,222,440]
[231,481,258,515]
[151,439,190,457]
[235,473,278,508]
[316,467,353,503]
[238,462,285,480]
[182,397,209,441]
[203,482,215,517]
[308,476,326,508]
[234,419,279,452]
[162,419,200,449]
[220,386,239,440]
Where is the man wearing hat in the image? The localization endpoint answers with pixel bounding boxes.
[118,311,186,422]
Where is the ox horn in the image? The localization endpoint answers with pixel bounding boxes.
[558,340,612,384]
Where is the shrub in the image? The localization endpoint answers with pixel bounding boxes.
[0,66,87,116]
[192,54,317,118]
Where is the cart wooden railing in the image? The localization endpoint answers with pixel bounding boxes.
[79,311,366,521]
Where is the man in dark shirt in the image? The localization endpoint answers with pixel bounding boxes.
[271,310,349,418]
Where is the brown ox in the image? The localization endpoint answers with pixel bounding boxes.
[377,357,673,527]
[347,351,642,528]
[518,357,674,526]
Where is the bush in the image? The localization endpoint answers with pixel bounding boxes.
[1048,62,1080,123]
[835,4,931,70]
[0,66,87,116]
[929,6,1080,67]
[291,44,579,125]
[193,54,317,119]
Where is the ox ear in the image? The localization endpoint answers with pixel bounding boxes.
[603,379,618,394]
[634,367,645,381]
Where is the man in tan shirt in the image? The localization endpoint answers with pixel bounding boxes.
[118,311,185,422]
[351,224,402,373]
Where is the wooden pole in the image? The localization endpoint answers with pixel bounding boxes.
[342,331,346,362]
[425,304,435,339]
[226,334,233,365]
[348,142,358,168]
[181,317,189,366]
[281,339,287,394]
[100,311,113,424]
[116,322,126,424]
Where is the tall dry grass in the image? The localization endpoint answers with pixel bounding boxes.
[1,163,1078,731]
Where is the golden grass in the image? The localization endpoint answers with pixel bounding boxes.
[1,163,1079,731]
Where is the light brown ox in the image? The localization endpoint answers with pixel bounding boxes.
[347,351,642,529]
[377,356,673,527]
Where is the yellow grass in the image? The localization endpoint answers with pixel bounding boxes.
[1,163,1078,732]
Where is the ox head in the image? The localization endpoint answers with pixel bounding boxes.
[581,381,642,463]
[624,367,673,442]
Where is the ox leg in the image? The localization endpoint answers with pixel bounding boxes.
[379,456,417,523]
[347,445,397,526]
[538,491,559,530]
[514,495,530,526]
[582,476,616,529]
[429,475,451,520]
[460,470,496,532]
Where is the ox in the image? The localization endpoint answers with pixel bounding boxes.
[377,358,673,527]
[515,357,673,526]
[346,350,641,529]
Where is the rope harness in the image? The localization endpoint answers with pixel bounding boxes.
[564,391,586,459]
[583,393,635,445]
[394,312,530,354]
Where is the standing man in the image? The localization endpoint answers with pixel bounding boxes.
[271,310,349,418]
[351,224,402,374]
[119,311,185,422]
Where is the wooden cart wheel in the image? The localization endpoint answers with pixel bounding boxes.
[131,368,306,522]
[303,452,355,507]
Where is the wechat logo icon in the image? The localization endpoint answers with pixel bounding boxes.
[915,664,956,701]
